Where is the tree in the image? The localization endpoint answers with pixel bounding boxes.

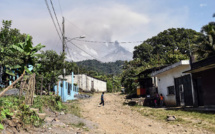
[0,20,26,86]
[107,80,113,92]
[35,50,65,92]
[133,28,201,67]
[122,28,201,93]
[11,34,45,75]
[196,22,215,59]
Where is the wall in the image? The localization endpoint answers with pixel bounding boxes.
[54,74,79,102]
[192,68,215,107]
[156,65,191,106]
[74,74,107,92]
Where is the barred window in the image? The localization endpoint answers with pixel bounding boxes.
[167,86,175,95]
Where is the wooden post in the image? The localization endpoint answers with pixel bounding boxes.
[40,76,43,96]
[57,81,59,95]
[0,74,24,97]
[19,78,25,99]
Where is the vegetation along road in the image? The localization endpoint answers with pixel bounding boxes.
[80,93,213,134]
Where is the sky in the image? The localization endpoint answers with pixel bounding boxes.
[0,0,215,55]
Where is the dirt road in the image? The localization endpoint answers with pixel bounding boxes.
[80,93,211,134]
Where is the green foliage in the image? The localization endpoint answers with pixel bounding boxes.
[11,34,45,75]
[0,96,43,128]
[34,50,72,93]
[0,20,26,86]
[65,101,81,117]
[107,80,113,92]
[133,28,200,66]
[0,123,4,130]
[0,109,13,119]
[196,21,215,60]
[76,60,124,92]
[76,60,124,75]
[32,95,65,112]
[19,104,42,127]
[122,28,201,93]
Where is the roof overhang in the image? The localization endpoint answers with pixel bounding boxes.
[151,60,190,76]
[184,63,215,73]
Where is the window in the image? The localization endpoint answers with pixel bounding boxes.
[167,86,175,95]
[68,84,71,95]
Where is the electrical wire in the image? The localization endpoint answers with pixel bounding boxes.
[65,42,72,58]
[44,0,62,40]
[65,18,144,45]
[67,40,101,61]
[64,18,94,39]
[66,45,93,61]
[50,0,62,33]
[58,0,63,16]
[70,38,144,44]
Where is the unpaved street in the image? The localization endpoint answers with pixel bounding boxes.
[80,93,211,134]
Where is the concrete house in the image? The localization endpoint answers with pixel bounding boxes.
[151,60,194,106]
[185,56,215,108]
[55,72,79,102]
[63,74,107,92]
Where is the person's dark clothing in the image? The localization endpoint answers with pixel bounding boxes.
[100,94,104,106]
[100,100,104,106]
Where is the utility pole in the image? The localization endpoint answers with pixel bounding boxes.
[62,17,65,79]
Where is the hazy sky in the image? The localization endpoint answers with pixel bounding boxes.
[0,0,214,54]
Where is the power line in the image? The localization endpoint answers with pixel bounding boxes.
[65,18,144,45]
[65,42,72,58]
[67,40,100,61]
[68,38,144,44]
[44,0,62,40]
[64,18,94,38]
[57,0,63,16]
[66,44,91,61]
[49,0,62,33]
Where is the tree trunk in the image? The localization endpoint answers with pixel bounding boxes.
[40,76,43,96]
[48,83,51,95]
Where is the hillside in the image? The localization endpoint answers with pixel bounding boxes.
[76,60,124,75]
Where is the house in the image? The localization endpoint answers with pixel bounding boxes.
[135,67,165,96]
[62,74,107,92]
[184,56,215,108]
[151,60,194,106]
[54,72,79,102]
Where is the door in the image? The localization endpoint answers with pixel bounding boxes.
[179,84,185,106]
[174,74,193,106]
[196,77,204,106]
[91,80,94,91]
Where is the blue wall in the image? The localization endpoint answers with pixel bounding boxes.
[54,72,79,102]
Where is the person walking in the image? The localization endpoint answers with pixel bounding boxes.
[154,92,158,107]
[99,92,105,106]
[160,94,164,107]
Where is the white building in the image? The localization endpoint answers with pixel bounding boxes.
[62,74,107,92]
[151,60,194,106]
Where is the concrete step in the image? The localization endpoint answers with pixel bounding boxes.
[37,113,47,120]
[30,108,46,120]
